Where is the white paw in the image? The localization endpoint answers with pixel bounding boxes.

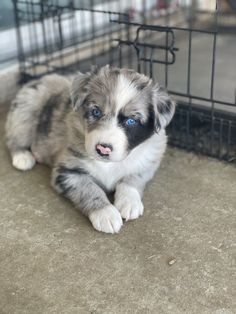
[12,151,36,171]
[114,185,144,221]
[89,205,123,234]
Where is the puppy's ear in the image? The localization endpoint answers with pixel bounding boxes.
[152,84,175,131]
[71,72,91,110]
[71,66,98,110]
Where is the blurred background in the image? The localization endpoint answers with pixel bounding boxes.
[0,0,236,161]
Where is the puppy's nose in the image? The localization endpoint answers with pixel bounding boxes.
[96,143,113,156]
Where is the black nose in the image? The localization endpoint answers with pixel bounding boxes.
[96,143,113,157]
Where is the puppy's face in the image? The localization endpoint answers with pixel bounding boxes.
[71,66,175,162]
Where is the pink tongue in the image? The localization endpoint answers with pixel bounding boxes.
[97,144,111,155]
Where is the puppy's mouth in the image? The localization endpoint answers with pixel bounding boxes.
[92,151,128,163]
[95,150,110,161]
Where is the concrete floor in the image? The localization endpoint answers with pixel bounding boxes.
[0,110,236,314]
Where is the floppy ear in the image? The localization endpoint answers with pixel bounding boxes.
[71,66,98,110]
[152,84,175,131]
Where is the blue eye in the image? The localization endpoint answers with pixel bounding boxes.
[125,118,137,126]
[92,107,102,118]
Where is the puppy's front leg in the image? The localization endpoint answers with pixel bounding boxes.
[52,165,122,233]
[114,175,149,221]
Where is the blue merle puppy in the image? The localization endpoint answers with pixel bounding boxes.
[5,65,175,233]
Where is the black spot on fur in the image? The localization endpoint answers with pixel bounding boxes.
[64,97,72,110]
[57,165,88,176]
[72,94,79,106]
[93,196,101,202]
[55,174,73,195]
[136,82,148,91]
[73,93,90,110]
[10,100,18,111]
[68,147,84,158]
[127,74,149,91]
[155,119,161,133]
[110,69,120,77]
[55,165,88,195]
[29,82,39,89]
[37,95,59,135]
[118,105,155,150]
[158,99,172,115]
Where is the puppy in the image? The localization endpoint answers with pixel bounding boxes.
[5,65,175,233]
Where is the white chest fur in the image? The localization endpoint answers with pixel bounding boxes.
[84,131,167,191]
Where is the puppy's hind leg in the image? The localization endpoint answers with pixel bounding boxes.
[6,124,36,170]
[11,150,36,171]
[5,88,38,171]
[6,122,36,171]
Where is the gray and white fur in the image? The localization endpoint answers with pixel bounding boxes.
[5,65,175,233]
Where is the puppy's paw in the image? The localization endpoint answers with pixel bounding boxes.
[89,205,123,234]
[12,151,36,171]
[114,185,144,221]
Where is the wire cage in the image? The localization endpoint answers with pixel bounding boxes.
[12,0,236,162]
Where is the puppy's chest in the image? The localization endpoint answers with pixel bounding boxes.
[85,155,145,191]
[84,133,166,191]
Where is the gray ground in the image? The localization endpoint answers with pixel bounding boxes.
[0,109,235,314]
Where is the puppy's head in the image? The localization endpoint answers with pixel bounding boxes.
[71,65,175,162]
